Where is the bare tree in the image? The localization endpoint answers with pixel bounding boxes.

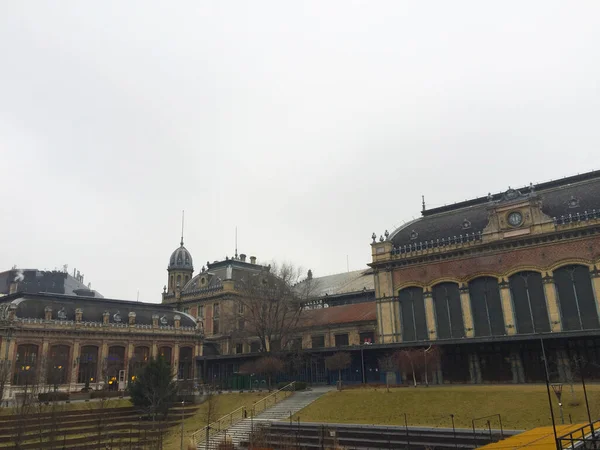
[378,354,397,392]
[252,356,284,391]
[228,263,316,353]
[394,349,422,387]
[325,352,352,390]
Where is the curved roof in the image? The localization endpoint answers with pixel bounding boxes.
[0,292,197,327]
[182,258,266,294]
[390,170,600,247]
[169,242,193,271]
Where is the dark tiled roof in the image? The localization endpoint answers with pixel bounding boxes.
[169,244,193,270]
[299,302,376,328]
[0,270,103,298]
[0,292,196,327]
[390,170,600,247]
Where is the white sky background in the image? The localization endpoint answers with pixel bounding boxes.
[1,1,599,301]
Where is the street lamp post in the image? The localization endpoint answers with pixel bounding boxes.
[180,399,185,450]
[540,338,558,450]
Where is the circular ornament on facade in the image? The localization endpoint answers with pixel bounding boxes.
[507,211,523,227]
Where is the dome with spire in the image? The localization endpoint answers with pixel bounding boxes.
[168,238,193,271]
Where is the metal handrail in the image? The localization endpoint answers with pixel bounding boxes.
[190,381,296,447]
[557,419,600,450]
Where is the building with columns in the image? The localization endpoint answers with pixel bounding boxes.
[0,291,203,401]
[371,170,600,383]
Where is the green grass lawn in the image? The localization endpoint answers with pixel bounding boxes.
[293,384,600,430]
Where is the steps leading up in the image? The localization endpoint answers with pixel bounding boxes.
[200,386,332,449]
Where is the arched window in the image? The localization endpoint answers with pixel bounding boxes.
[432,283,464,339]
[106,346,125,389]
[554,265,599,331]
[398,287,428,342]
[176,275,181,286]
[468,277,505,337]
[78,345,98,384]
[130,346,150,380]
[13,344,38,385]
[509,271,550,334]
[159,346,172,365]
[47,345,70,386]
[178,347,194,380]
[170,275,174,291]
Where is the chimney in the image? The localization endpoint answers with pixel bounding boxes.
[174,314,181,329]
[307,269,313,280]
[152,314,159,328]
[44,306,53,321]
[250,256,256,264]
[9,282,18,295]
[128,311,136,326]
[240,254,246,262]
[75,308,83,323]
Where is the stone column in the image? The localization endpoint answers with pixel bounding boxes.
[510,351,525,384]
[70,341,80,390]
[468,353,482,384]
[590,266,600,322]
[126,343,134,382]
[173,343,180,380]
[423,290,437,340]
[498,279,517,335]
[98,342,108,389]
[151,342,158,359]
[543,272,562,332]
[459,284,475,338]
[40,339,49,385]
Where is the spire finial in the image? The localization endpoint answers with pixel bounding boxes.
[180,210,185,246]
[422,195,426,212]
[235,226,238,259]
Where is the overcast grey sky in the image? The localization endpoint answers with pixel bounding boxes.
[1,1,599,301]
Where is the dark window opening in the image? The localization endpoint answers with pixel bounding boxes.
[469,277,505,337]
[334,334,349,347]
[398,287,428,342]
[554,265,599,331]
[312,336,325,348]
[432,283,465,339]
[509,272,550,334]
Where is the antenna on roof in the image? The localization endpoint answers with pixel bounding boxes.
[235,226,238,259]
[180,210,185,246]
[422,195,426,212]
[346,255,349,273]
[137,289,140,302]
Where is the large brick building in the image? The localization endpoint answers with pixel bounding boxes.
[370,171,600,383]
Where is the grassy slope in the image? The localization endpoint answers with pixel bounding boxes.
[293,384,600,430]
[163,392,268,450]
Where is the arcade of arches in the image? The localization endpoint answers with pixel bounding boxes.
[378,263,600,383]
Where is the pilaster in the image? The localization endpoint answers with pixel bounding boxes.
[152,342,158,359]
[69,341,80,390]
[459,284,475,338]
[591,266,600,323]
[173,343,179,380]
[543,272,562,332]
[498,278,517,335]
[423,290,437,340]
[40,339,49,384]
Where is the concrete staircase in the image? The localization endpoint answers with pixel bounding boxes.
[200,386,332,449]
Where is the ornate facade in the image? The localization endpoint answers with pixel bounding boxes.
[370,171,600,383]
[0,292,203,401]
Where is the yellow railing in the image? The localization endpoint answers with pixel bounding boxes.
[191,381,296,448]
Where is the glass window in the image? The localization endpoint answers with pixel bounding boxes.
[334,334,349,347]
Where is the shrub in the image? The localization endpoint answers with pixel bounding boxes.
[276,381,307,391]
[90,390,120,399]
[38,392,69,402]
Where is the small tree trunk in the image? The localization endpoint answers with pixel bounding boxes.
[338,370,342,391]
[410,362,417,387]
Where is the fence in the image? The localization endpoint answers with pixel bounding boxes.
[557,419,600,450]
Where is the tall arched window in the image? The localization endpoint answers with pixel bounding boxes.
[106,346,125,388]
[78,345,98,384]
[130,346,150,380]
[178,347,194,380]
[398,287,428,342]
[468,277,505,336]
[432,283,464,339]
[509,271,550,334]
[47,345,70,386]
[13,344,38,385]
[159,346,172,365]
[554,265,599,331]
